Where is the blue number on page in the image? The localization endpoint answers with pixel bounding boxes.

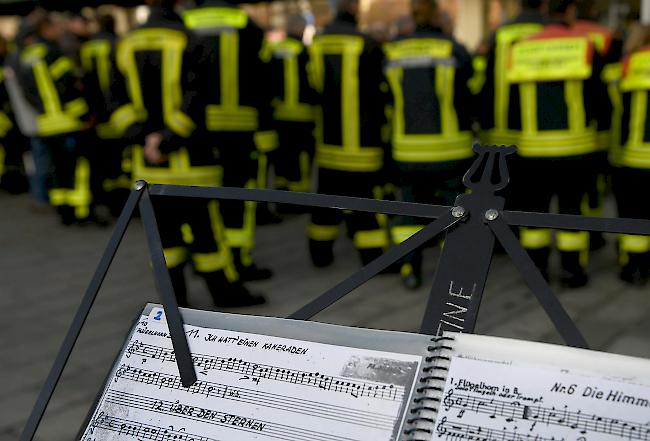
[154,311,163,321]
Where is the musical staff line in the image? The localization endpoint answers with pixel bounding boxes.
[113,364,396,430]
[104,390,360,441]
[436,417,561,441]
[126,340,405,401]
[85,412,216,441]
[443,390,650,440]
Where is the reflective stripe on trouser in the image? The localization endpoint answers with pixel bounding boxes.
[225,179,257,267]
[519,227,552,250]
[391,225,422,245]
[307,224,340,241]
[618,235,650,266]
[353,229,388,249]
[48,156,92,219]
[163,200,238,282]
[557,230,589,268]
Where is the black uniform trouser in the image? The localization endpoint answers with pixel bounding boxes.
[216,133,259,268]
[152,196,238,305]
[44,133,93,223]
[585,150,609,217]
[510,154,591,272]
[272,120,314,192]
[612,166,650,269]
[0,131,28,193]
[309,168,388,266]
[392,160,470,273]
[96,137,130,217]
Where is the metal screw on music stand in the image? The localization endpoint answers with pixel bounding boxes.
[134,180,147,191]
[484,209,499,221]
[452,206,466,218]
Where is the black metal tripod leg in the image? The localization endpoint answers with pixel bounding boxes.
[138,188,197,387]
[289,210,464,320]
[487,216,589,349]
[20,189,143,441]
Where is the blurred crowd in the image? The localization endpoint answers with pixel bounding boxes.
[2,0,650,308]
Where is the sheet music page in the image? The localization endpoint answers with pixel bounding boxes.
[80,307,422,441]
[434,356,650,441]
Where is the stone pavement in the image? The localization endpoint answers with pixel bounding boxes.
[1,192,649,440]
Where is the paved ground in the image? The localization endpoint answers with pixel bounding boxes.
[1,191,649,440]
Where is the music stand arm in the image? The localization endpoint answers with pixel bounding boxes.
[487,215,589,349]
[289,209,465,320]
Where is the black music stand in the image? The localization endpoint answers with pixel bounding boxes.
[19,144,650,441]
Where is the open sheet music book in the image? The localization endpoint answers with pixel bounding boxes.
[80,304,650,441]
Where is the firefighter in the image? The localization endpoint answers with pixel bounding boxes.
[80,13,130,217]
[479,0,546,148]
[262,13,316,201]
[19,13,95,225]
[183,0,275,281]
[384,0,474,289]
[307,0,390,268]
[612,38,650,284]
[112,0,264,307]
[507,0,608,287]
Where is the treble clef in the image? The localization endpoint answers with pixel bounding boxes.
[125,340,140,359]
[443,389,454,411]
[436,417,448,437]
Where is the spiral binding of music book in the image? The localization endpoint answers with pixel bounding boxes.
[402,335,455,441]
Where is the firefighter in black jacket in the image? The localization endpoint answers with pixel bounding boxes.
[307,0,389,267]
[384,0,474,289]
[263,13,315,197]
[506,0,608,287]
[183,0,275,281]
[113,0,264,307]
[19,14,94,225]
[479,0,546,147]
[80,14,129,217]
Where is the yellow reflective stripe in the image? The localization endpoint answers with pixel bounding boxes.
[96,121,119,139]
[353,229,387,249]
[103,175,132,192]
[118,28,194,137]
[81,40,113,93]
[385,64,405,149]
[64,97,89,117]
[183,7,248,30]
[49,56,74,81]
[520,83,537,135]
[207,199,238,281]
[220,30,238,111]
[509,37,592,82]
[341,40,362,151]
[254,131,278,152]
[316,144,383,172]
[192,252,231,273]
[48,188,67,206]
[619,234,650,253]
[556,230,589,251]
[621,51,650,91]
[181,223,194,244]
[619,89,650,167]
[518,129,595,157]
[131,147,220,186]
[391,225,422,244]
[565,80,585,134]
[392,134,473,162]
[520,227,551,249]
[307,224,339,241]
[32,59,62,115]
[469,55,486,95]
[69,157,92,220]
[273,104,314,122]
[225,180,256,250]
[285,151,311,192]
[164,247,187,268]
[0,111,13,137]
[494,23,543,132]
[205,105,258,131]
[109,104,146,136]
